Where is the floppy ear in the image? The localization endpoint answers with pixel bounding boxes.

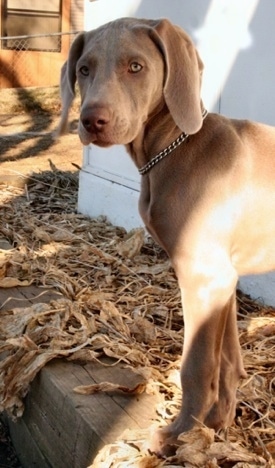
[55,32,85,137]
[149,19,204,134]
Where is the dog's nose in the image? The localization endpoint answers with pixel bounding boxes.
[81,107,111,133]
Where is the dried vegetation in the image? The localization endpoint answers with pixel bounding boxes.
[0,168,274,467]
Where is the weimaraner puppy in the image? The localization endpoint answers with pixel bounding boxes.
[57,17,275,455]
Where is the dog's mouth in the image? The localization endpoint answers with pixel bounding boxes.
[90,139,113,148]
[78,121,134,147]
[79,132,119,147]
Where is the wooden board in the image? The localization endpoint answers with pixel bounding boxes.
[1,286,159,467]
[7,359,158,467]
[0,285,62,311]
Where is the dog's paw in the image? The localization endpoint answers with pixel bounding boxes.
[150,424,181,457]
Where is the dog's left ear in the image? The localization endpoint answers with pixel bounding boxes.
[149,19,203,134]
[55,32,85,137]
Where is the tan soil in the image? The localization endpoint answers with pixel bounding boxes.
[0,87,82,185]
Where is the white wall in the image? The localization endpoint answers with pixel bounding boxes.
[78,0,275,305]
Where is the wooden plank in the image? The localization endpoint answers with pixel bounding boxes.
[8,359,158,467]
[0,286,62,311]
[2,289,159,466]
[8,417,51,468]
[83,361,157,428]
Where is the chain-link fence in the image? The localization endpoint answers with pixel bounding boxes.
[0,31,79,88]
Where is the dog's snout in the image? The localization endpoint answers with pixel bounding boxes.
[81,107,111,133]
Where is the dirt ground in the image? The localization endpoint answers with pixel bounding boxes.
[0,112,82,185]
[0,89,82,467]
[0,86,82,183]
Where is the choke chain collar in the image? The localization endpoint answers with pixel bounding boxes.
[138,109,208,176]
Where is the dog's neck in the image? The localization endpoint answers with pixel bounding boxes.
[126,105,181,169]
[126,101,206,175]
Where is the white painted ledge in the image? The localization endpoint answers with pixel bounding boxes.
[78,169,143,231]
[77,145,143,230]
[238,273,275,307]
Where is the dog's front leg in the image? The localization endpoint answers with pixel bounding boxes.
[204,290,247,430]
[152,259,240,455]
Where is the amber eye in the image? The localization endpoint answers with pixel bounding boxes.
[79,65,89,76]
[129,62,143,73]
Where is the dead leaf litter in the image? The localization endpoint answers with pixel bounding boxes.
[0,168,274,467]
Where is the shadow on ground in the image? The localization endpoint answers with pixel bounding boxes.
[0,86,80,164]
